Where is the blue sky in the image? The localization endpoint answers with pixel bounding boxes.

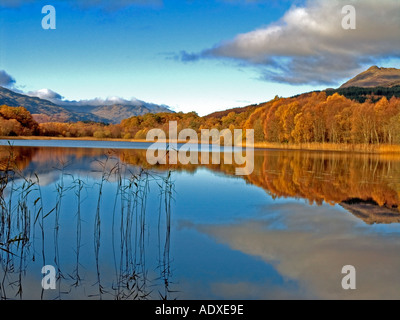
[1,0,400,115]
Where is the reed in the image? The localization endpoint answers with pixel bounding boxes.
[157,170,175,300]
[0,147,175,300]
[250,142,400,154]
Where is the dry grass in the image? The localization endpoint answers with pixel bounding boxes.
[251,142,400,154]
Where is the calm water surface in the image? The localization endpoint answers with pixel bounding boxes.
[1,139,400,300]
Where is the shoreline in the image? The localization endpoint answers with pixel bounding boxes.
[2,136,400,154]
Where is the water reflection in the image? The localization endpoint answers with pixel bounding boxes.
[0,147,175,300]
[6,146,400,218]
[188,202,400,299]
[1,143,400,299]
[10,145,399,224]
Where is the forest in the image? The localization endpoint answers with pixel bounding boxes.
[325,85,400,103]
[3,88,400,146]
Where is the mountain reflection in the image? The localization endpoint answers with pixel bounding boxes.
[3,145,400,224]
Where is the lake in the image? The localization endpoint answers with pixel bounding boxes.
[1,139,400,300]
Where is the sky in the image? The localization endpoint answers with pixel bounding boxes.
[0,0,400,116]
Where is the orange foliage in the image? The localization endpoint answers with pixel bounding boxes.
[0,105,39,136]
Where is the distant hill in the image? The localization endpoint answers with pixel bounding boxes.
[340,66,400,88]
[0,86,94,123]
[309,66,400,103]
[61,102,172,124]
[0,86,172,124]
[212,66,400,119]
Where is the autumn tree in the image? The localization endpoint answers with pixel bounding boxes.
[0,105,39,136]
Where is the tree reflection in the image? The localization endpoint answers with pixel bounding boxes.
[118,148,400,224]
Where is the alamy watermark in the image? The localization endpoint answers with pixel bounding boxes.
[41,265,56,290]
[341,265,356,290]
[145,121,254,176]
[42,5,56,30]
[342,5,356,30]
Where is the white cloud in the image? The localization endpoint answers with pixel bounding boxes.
[27,88,137,106]
[26,86,166,109]
[27,88,63,101]
[183,0,400,85]
[3,70,170,111]
[62,96,143,107]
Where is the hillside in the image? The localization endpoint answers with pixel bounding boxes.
[206,66,400,121]
[62,102,171,124]
[0,86,93,123]
[0,86,172,124]
[204,104,259,119]
[325,85,400,103]
[340,66,400,88]
[0,87,110,123]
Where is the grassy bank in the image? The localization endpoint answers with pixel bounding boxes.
[251,142,400,153]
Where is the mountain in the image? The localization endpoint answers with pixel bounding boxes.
[340,66,400,88]
[0,86,172,124]
[60,101,172,124]
[0,86,93,122]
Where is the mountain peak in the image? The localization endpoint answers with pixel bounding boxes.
[340,66,400,89]
[367,65,380,71]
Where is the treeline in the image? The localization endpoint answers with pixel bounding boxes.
[10,108,255,140]
[3,89,400,145]
[246,92,400,144]
[325,85,400,103]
